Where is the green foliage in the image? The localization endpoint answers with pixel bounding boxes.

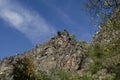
[77,40,88,50]
[88,43,106,59]
[79,72,93,80]
[87,43,106,74]
[87,41,120,78]
[112,64,120,80]
[103,55,120,80]
[38,71,51,80]
[89,62,102,74]
[49,69,80,80]
[105,64,120,80]
[9,56,94,80]
[12,57,39,80]
[85,0,120,23]
[0,73,6,80]
[38,69,94,80]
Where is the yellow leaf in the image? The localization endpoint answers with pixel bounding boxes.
[104,1,109,6]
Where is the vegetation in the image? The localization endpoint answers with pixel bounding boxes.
[12,57,39,80]
[85,0,120,23]
[38,69,94,80]
[49,69,80,80]
[85,0,120,79]
[11,30,120,80]
[10,0,120,80]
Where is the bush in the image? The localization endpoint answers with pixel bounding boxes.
[12,57,39,80]
[88,43,105,59]
[49,69,80,80]
[87,43,106,74]
[79,72,93,80]
[38,71,51,80]
[101,54,120,80]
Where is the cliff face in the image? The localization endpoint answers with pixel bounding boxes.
[0,30,86,80]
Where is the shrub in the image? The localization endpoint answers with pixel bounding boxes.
[87,43,105,74]
[38,71,51,80]
[49,69,80,80]
[12,57,39,80]
[79,72,93,80]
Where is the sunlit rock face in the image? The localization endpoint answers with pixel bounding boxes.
[0,30,86,80]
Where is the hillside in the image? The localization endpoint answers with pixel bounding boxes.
[0,30,88,80]
[0,25,120,80]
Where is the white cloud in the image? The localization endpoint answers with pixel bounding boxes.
[0,0,56,43]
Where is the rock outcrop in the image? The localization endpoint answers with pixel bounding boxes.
[0,30,86,80]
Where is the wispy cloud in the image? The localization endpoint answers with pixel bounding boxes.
[0,0,56,43]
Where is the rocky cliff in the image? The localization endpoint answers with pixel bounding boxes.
[0,30,87,80]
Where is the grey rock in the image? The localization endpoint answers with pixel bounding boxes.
[0,30,86,80]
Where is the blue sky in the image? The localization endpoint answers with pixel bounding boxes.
[0,0,98,59]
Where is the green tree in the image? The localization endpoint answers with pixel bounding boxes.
[85,0,120,22]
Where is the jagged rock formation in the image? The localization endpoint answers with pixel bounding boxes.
[0,30,86,80]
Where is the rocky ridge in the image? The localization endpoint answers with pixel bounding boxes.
[0,30,86,80]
